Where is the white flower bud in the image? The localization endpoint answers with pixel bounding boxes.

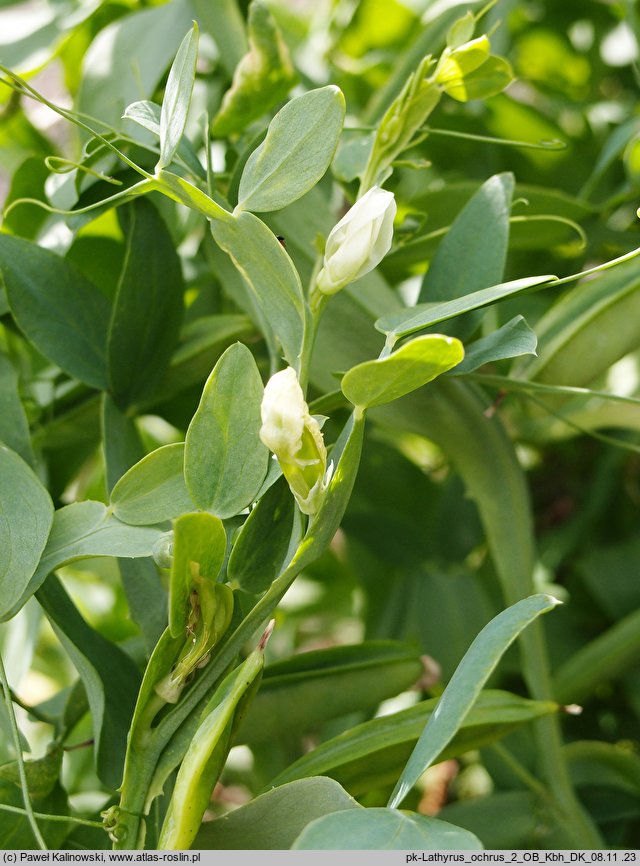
[316,187,396,296]
[259,367,306,457]
[259,367,328,515]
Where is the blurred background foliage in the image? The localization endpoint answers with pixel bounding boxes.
[1,0,640,850]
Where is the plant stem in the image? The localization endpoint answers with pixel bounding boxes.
[9,689,55,726]
[489,742,550,801]
[0,804,103,829]
[0,653,47,850]
[519,620,603,847]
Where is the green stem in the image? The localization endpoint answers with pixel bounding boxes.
[9,689,55,726]
[519,620,602,847]
[489,742,550,801]
[0,804,103,829]
[0,653,47,850]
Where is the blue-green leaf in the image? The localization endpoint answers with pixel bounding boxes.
[195,778,360,849]
[184,343,268,517]
[156,23,199,172]
[389,594,560,808]
[237,86,345,213]
[377,275,555,340]
[293,808,483,850]
[452,316,537,374]
[0,447,54,622]
[209,214,307,368]
[111,443,195,526]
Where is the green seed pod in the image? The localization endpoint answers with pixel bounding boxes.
[157,625,271,850]
[155,583,235,703]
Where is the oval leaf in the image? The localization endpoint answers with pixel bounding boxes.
[184,342,268,516]
[156,23,199,171]
[342,334,464,409]
[195,777,360,850]
[169,512,226,637]
[0,235,110,389]
[389,593,560,808]
[293,808,483,850]
[237,85,346,213]
[209,215,306,369]
[3,500,166,622]
[111,443,194,526]
[0,447,53,622]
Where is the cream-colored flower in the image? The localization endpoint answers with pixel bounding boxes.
[259,367,328,515]
[316,186,396,295]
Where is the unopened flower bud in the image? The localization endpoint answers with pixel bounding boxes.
[259,367,328,515]
[315,187,396,296]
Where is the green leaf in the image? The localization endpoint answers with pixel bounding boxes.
[0,781,69,849]
[111,443,194,526]
[237,85,346,213]
[123,100,205,178]
[78,0,196,130]
[0,745,62,799]
[4,501,166,622]
[148,313,255,408]
[107,199,184,409]
[517,259,640,389]
[184,343,268,516]
[101,395,166,649]
[102,394,145,496]
[446,12,475,48]
[443,54,514,102]
[0,447,54,623]
[0,353,34,465]
[418,173,514,307]
[2,156,50,240]
[552,607,640,705]
[268,690,558,793]
[0,235,110,389]
[209,213,307,368]
[565,740,640,797]
[227,477,301,594]
[342,335,464,409]
[238,642,424,745]
[293,808,483,850]
[37,575,141,790]
[118,560,167,652]
[438,792,540,849]
[452,316,537,374]
[389,593,560,807]
[156,23,199,172]
[377,275,555,339]
[210,0,297,138]
[169,512,226,637]
[192,0,247,77]
[195,778,360,849]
